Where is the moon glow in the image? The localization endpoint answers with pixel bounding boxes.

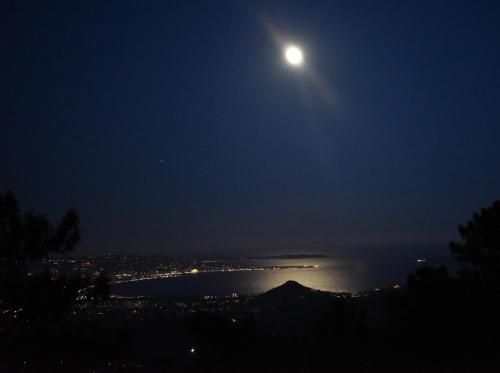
[285,45,304,66]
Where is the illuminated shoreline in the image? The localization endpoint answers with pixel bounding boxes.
[111,265,318,285]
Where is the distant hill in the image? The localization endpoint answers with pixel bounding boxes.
[257,280,319,302]
[252,281,334,335]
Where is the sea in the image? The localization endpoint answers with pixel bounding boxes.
[112,250,457,297]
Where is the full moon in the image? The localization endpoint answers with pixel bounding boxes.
[285,45,304,66]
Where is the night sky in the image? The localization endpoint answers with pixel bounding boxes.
[2,1,500,256]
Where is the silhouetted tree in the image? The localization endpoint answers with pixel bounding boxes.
[90,271,111,303]
[407,266,451,292]
[406,266,455,325]
[316,296,367,340]
[0,191,109,321]
[0,190,80,278]
[450,200,500,283]
[399,201,500,353]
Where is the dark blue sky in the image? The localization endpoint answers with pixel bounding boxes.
[2,1,500,256]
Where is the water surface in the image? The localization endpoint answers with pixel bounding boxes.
[112,256,454,297]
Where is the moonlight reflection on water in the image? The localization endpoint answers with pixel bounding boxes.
[112,257,430,297]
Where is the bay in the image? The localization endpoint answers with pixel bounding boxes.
[112,255,455,297]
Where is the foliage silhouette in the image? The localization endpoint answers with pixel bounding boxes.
[2,194,500,372]
[0,190,79,276]
[90,271,111,303]
[0,191,107,321]
[450,200,500,284]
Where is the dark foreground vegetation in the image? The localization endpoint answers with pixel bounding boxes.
[1,191,500,372]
